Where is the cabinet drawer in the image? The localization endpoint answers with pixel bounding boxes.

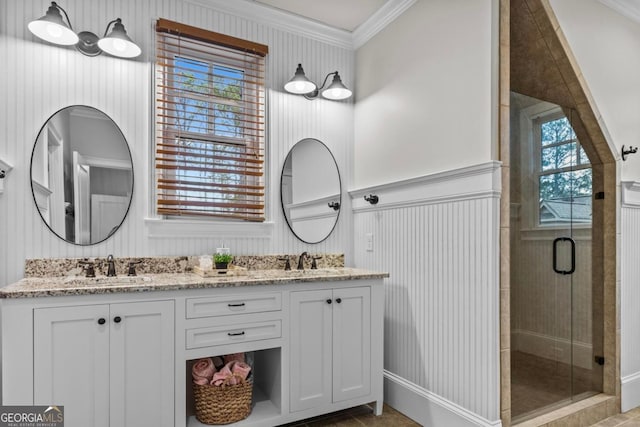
[186,320,281,349]
[186,293,282,318]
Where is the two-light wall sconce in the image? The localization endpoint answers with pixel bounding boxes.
[284,64,352,101]
[28,2,141,58]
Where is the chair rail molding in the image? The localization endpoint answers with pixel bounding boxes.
[621,181,640,207]
[349,161,502,211]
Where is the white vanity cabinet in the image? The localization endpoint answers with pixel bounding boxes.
[290,287,371,412]
[1,271,385,427]
[10,299,174,427]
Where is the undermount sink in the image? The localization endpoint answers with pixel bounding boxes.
[62,276,153,286]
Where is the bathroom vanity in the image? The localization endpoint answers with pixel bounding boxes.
[0,267,386,427]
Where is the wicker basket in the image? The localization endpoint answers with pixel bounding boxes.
[193,374,253,425]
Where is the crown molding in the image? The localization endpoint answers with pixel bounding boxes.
[185,0,353,49]
[186,0,416,51]
[598,0,640,24]
[353,0,417,49]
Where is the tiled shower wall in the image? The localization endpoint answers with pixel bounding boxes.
[0,0,355,286]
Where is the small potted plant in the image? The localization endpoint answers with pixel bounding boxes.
[214,253,233,273]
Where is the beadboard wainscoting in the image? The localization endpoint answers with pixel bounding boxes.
[0,0,355,287]
[351,162,502,427]
[621,181,640,411]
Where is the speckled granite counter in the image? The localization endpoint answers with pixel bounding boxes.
[24,254,346,278]
[1,268,389,299]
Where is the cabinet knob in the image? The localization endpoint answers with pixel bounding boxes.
[113,316,122,323]
[336,298,342,304]
[326,299,332,304]
[97,318,106,325]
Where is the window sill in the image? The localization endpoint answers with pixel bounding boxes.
[144,217,274,239]
[519,226,592,241]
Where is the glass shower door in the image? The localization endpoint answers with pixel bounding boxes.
[510,93,599,421]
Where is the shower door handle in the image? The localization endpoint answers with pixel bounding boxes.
[553,237,576,275]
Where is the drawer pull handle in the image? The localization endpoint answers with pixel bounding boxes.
[113,316,122,323]
[97,318,106,325]
[336,298,342,304]
[227,331,246,337]
[326,299,332,304]
[227,303,246,307]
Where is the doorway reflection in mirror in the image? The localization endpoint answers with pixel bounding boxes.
[30,106,133,245]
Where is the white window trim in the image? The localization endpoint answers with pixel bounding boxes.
[518,101,592,231]
[144,217,274,239]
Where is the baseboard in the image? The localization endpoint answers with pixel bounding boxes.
[512,329,592,369]
[384,371,502,427]
[622,371,640,411]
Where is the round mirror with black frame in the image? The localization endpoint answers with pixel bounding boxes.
[30,105,133,245]
[281,138,341,244]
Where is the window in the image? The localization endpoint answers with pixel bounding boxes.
[155,19,268,222]
[534,112,592,225]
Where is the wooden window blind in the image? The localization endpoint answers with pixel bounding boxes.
[155,18,268,222]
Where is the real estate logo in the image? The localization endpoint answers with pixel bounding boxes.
[0,405,64,427]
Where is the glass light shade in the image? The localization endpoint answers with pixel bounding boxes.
[97,20,141,58]
[28,3,78,46]
[322,73,352,100]
[284,64,317,95]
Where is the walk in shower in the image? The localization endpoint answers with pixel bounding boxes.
[509,92,602,422]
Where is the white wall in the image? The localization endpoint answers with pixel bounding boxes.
[352,163,502,426]
[353,0,496,189]
[550,0,640,181]
[0,0,355,286]
[352,0,501,424]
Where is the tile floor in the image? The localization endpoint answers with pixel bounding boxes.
[280,404,420,426]
[511,351,596,420]
[281,402,640,426]
[592,406,640,427]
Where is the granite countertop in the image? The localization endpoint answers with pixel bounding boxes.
[0,268,389,299]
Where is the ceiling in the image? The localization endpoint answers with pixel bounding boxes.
[253,0,388,32]
[599,0,640,24]
[252,0,640,31]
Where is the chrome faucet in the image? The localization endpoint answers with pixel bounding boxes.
[106,254,117,277]
[297,252,309,270]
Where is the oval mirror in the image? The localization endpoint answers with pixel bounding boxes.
[281,138,341,244]
[30,106,133,245]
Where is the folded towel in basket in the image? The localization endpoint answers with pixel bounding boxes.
[192,358,216,385]
[223,353,245,364]
[211,361,252,386]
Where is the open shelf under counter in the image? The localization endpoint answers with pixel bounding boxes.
[187,386,281,427]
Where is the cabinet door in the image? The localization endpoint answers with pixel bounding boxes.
[290,290,333,412]
[333,287,371,402]
[34,305,110,427]
[109,300,174,427]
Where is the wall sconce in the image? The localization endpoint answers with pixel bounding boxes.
[284,63,352,101]
[364,194,379,205]
[28,2,141,59]
[328,202,340,211]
